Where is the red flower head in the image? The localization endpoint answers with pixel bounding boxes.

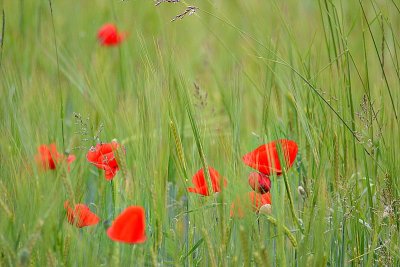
[249,191,271,211]
[248,172,271,193]
[242,139,298,176]
[187,167,228,196]
[97,23,125,46]
[86,141,123,181]
[107,206,146,244]
[64,201,100,228]
[230,191,272,218]
[35,143,75,170]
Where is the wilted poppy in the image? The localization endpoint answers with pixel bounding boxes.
[230,191,272,218]
[64,201,100,228]
[86,141,123,180]
[107,206,146,244]
[187,167,227,196]
[35,144,75,170]
[248,172,271,193]
[97,23,125,46]
[242,139,298,176]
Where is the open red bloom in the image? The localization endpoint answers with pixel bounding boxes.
[242,139,298,176]
[230,191,272,218]
[35,144,75,170]
[86,141,123,180]
[187,167,227,196]
[97,23,125,46]
[64,201,100,228]
[248,172,271,193]
[107,206,146,244]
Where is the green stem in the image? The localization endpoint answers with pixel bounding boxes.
[48,0,65,150]
[111,180,116,218]
[282,170,304,234]
[264,215,298,248]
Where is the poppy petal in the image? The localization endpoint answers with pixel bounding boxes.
[97,23,125,46]
[191,169,207,188]
[230,192,272,218]
[188,167,227,196]
[187,186,208,196]
[249,191,271,210]
[104,166,118,181]
[187,187,198,193]
[64,201,100,228]
[67,154,76,164]
[36,144,75,171]
[242,139,298,176]
[86,141,123,181]
[107,206,146,244]
[86,146,101,163]
[39,144,56,169]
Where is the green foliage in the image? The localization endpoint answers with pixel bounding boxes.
[0,0,399,266]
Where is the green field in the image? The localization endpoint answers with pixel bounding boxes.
[1,0,399,266]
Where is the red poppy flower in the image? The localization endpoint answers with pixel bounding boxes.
[35,144,76,170]
[187,167,228,196]
[249,191,271,211]
[86,141,123,180]
[97,23,125,46]
[230,191,272,218]
[242,139,298,176]
[107,206,146,244]
[248,172,271,193]
[64,201,100,228]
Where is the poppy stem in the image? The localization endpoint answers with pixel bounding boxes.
[110,180,116,218]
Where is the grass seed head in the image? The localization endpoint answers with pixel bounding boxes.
[155,0,180,6]
[171,6,198,22]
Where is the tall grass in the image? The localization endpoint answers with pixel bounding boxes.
[0,0,399,266]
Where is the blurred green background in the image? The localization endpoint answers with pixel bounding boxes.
[0,0,399,266]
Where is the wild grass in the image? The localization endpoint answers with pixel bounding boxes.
[0,0,399,266]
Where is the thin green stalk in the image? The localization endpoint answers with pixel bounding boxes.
[282,170,304,234]
[118,46,125,91]
[111,180,116,218]
[263,215,298,248]
[202,228,217,267]
[168,100,190,267]
[48,0,65,150]
[359,0,398,122]
[179,76,212,195]
[0,9,5,68]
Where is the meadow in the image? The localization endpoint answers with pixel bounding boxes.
[0,0,399,266]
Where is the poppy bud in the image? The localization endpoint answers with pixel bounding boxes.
[259,204,272,215]
[298,185,306,198]
[248,172,271,193]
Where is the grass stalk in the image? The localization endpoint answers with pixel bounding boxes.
[48,0,65,150]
